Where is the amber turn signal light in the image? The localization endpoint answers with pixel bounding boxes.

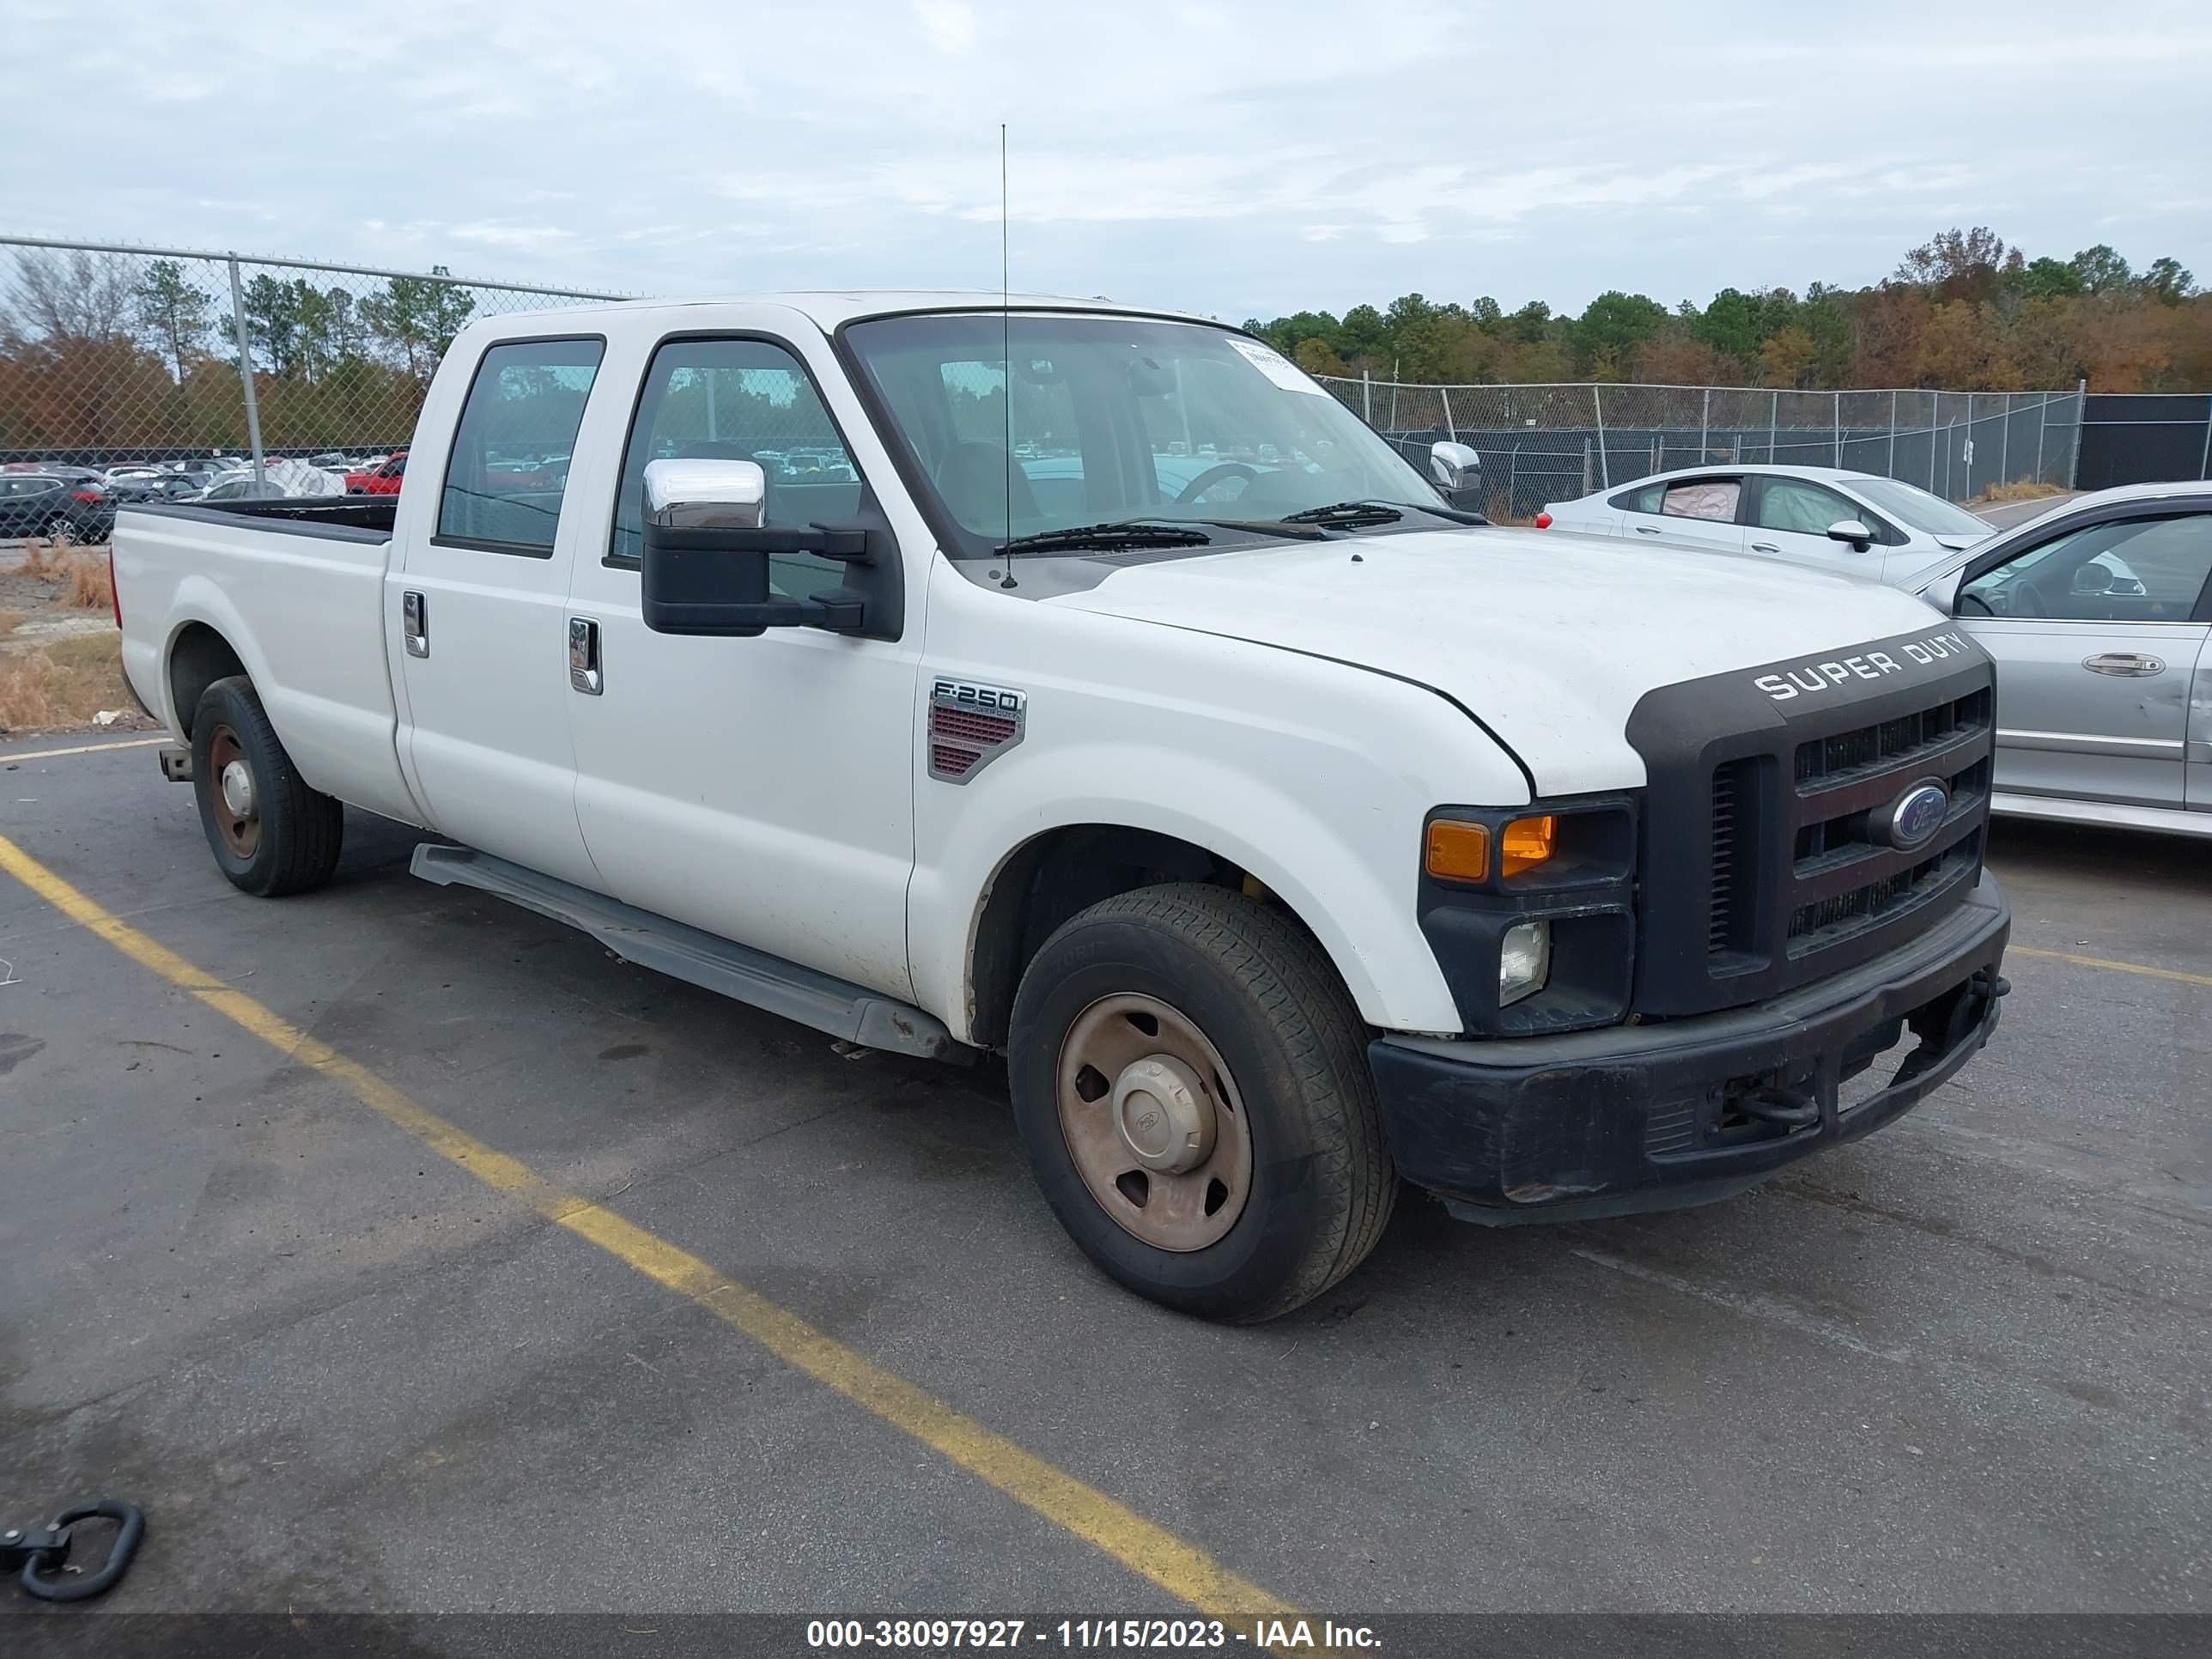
[1499,814,1557,877]
[1424,819,1491,883]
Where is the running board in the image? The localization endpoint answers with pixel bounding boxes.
[410,844,969,1061]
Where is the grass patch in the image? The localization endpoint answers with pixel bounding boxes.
[0,629,133,735]
[1973,480,2066,505]
[64,552,113,610]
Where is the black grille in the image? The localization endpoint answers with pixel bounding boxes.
[1794,755,1990,867]
[1794,687,1993,789]
[1627,630,1996,1018]
[1706,757,1765,966]
[1787,832,1982,954]
[1708,763,1742,955]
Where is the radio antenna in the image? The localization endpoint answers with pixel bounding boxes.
[1000,122,1012,553]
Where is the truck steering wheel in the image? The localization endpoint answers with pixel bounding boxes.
[1174,461,1259,505]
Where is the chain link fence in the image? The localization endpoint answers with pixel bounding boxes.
[0,236,625,483]
[1315,375,2085,522]
[1,234,2088,526]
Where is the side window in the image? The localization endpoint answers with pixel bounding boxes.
[1960,514,2212,623]
[1611,483,1665,514]
[436,337,603,554]
[1662,478,1741,522]
[608,337,862,603]
[1753,478,1856,536]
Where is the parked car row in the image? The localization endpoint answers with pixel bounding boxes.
[0,451,386,540]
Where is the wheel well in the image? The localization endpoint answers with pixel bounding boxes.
[167,623,247,738]
[966,824,1326,1051]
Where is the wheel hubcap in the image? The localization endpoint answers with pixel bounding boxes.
[219,760,255,817]
[204,726,261,858]
[1111,1054,1214,1173]
[1056,993,1252,1252]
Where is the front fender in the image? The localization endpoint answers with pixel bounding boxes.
[908,591,1533,1042]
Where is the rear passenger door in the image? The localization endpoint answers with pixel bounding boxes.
[1617,475,1747,556]
[394,335,605,889]
[1744,475,1895,579]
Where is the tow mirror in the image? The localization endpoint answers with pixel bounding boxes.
[1826,518,1875,552]
[640,457,875,637]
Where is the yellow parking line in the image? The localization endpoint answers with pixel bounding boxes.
[2,736,167,763]
[0,831,1302,1626]
[2008,945,2212,989]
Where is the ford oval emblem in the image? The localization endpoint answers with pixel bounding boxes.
[1888,781,1950,849]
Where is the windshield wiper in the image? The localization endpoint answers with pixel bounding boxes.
[1281,499,1487,527]
[995,516,1328,556]
[997,521,1215,556]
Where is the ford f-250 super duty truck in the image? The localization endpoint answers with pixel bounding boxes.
[113,292,2010,1322]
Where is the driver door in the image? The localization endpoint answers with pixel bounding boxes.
[1956,509,2212,810]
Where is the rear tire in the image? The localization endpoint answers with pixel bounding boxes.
[1008,884,1395,1322]
[190,676,343,896]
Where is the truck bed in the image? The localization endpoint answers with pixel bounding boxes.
[114,496,423,826]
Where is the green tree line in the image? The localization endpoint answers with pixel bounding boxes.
[1245,228,2209,392]
[0,247,489,453]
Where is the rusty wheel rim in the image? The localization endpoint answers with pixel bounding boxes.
[1056,993,1253,1252]
[204,725,261,859]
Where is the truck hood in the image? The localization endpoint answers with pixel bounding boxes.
[1045,526,1952,796]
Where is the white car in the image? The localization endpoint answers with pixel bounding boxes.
[1541,464,2001,586]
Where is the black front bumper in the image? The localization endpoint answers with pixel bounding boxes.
[1369,873,2009,1224]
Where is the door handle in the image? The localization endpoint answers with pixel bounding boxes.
[568,617,603,696]
[402,590,428,658]
[1634,525,1663,535]
[2081,652,2164,678]
[1749,541,1781,552]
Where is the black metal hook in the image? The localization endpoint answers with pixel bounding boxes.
[3,1498,145,1602]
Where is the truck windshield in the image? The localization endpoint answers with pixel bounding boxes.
[840,312,1448,558]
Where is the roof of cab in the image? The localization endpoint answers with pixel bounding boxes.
[477,290,1216,332]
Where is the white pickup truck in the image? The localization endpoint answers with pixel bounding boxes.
[114,292,2011,1321]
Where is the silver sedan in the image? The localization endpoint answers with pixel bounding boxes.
[1911,483,2212,839]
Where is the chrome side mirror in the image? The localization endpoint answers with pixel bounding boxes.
[1826,518,1874,550]
[644,457,766,530]
[1429,441,1481,492]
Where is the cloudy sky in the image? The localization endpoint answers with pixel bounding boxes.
[9,0,2209,319]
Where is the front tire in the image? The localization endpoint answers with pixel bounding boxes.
[191,676,343,896]
[1008,884,1395,1322]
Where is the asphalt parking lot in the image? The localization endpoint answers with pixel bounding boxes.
[2,733,2207,1635]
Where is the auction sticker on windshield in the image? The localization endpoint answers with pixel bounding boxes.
[1227,336,1326,394]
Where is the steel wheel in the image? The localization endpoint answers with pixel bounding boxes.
[202,723,262,859]
[1055,992,1253,1252]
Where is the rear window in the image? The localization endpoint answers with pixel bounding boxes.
[437,338,603,554]
[1662,479,1740,522]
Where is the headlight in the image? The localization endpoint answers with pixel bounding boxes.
[1499,918,1551,1005]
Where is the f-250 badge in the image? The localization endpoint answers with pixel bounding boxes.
[927,680,1027,782]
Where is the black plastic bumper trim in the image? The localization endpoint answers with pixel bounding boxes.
[1369,872,2009,1223]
